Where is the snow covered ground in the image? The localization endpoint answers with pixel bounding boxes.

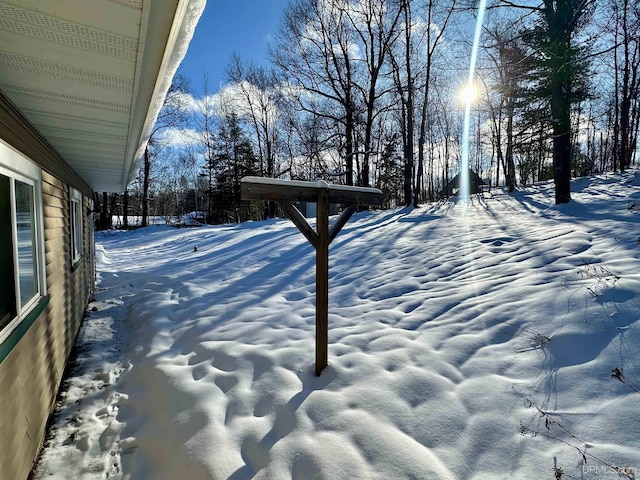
[33,173,640,479]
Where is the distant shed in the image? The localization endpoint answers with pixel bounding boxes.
[438,169,487,198]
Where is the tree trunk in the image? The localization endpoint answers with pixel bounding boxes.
[620,0,631,171]
[93,192,103,230]
[109,194,118,229]
[345,105,355,186]
[613,20,620,173]
[123,188,129,229]
[543,0,576,204]
[505,103,516,192]
[101,192,109,229]
[142,145,151,227]
[551,89,572,203]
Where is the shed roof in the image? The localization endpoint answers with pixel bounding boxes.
[438,168,487,197]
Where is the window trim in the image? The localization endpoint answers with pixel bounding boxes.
[0,139,47,346]
[0,295,49,364]
[70,187,83,265]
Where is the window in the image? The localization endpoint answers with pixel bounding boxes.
[0,141,46,342]
[70,187,83,264]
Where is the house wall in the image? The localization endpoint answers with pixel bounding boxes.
[0,171,93,480]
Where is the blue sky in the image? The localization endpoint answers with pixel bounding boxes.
[179,0,290,97]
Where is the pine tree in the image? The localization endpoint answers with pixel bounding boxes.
[521,0,594,203]
[208,113,260,224]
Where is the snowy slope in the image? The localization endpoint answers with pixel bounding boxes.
[33,173,640,480]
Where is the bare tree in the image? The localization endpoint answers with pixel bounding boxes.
[389,0,458,206]
[483,23,529,191]
[272,0,360,185]
[389,0,415,206]
[611,0,640,171]
[141,73,191,226]
[226,55,282,179]
[345,0,403,187]
[416,0,457,205]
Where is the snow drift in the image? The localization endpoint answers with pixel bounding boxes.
[34,173,640,479]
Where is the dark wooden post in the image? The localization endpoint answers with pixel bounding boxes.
[240,177,381,376]
[315,186,329,375]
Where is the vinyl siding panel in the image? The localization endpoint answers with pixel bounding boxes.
[0,170,93,480]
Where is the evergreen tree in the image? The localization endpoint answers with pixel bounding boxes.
[208,113,260,223]
[521,0,594,203]
[377,134,403,208]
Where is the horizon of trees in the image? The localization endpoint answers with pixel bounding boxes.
[94,0,640,229]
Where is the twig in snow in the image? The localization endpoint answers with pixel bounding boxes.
[611,368,640,395]
[519,397,635,479]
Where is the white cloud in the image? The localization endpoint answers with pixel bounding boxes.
[157,127,202,148]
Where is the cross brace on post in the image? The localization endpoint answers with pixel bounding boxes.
[241,177,382,376]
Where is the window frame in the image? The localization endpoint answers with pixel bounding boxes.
[69,187,83,265]
[0,140,47,345]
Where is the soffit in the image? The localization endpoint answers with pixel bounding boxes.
[0,0,202,193]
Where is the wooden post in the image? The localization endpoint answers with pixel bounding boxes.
[315,186,329,376]
[240,177,381,376]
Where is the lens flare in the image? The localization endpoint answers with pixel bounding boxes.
[460,0,487,201]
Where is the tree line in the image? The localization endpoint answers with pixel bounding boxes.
[94,0,640,229]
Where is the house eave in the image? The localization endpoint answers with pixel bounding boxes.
[123,0,205,191]
[0,0,205,193]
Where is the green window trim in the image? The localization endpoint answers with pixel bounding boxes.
[0,295,50,365]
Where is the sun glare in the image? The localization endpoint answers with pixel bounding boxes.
[459,84,478,105]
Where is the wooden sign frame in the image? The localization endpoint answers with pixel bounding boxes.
[241,177,382,375]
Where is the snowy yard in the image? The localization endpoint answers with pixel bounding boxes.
[34,174,640,479]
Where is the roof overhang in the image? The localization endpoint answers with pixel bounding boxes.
[0,0,205,193]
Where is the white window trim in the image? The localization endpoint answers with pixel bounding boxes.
[0,139,47,345]
[70,187,83,265]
